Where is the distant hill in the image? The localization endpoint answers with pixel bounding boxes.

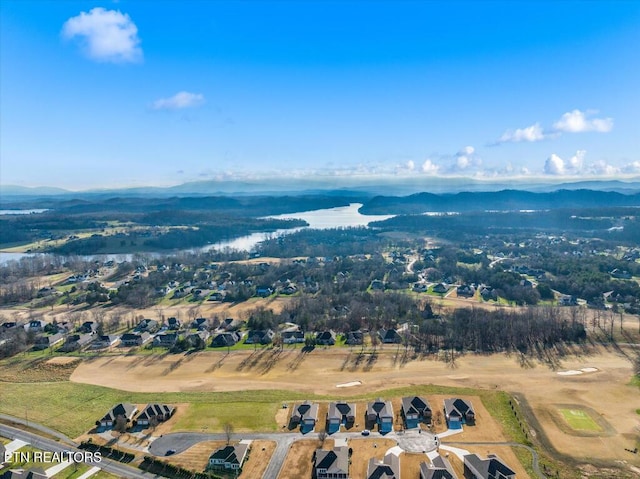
[359,189,640,214]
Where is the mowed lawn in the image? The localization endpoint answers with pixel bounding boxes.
[0,381,519,442]
[0,382,311,438]
[558,408,602,432]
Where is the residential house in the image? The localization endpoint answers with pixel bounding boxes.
[401,396,432,428]
[33,333,64,350]
[282,330,304,344]
[167,317,181,330]
[1,467,48,479]
[136,404,176,427]
[314,446,350,479]
[78,321,97,333]
[98,403,138,428]
[211,332,241,348]
[244,329,274,345]
[479,286,498,301]
[92,334,120,349]
[559,295,578,306]
[519,279,533,288]
[27,320,45,332]
[280,284,298,295]
[345,331,364,345]
[463,454,515,479]
[256,286,273,297]
[185,330,210,348]
[208,291,226,302]
[60,333,95,352]
[316,330,336,346]
[291,401,319,433]
[413,283,428,292]
[367,453,400,479]
[207,443,250,471]
[379,328,402,344]
[433,283,448,295]
[366,398,394,434]
[219,318,241,331]
[153,333,179,348]
[457,284,475,297]
[420,456,458,479]
[444,398,475,429]
[1,321,17,329]
[191,317,209,330]
[134,318,159,333]
[327,402,356,434]
[120,332,151,347]
[610,268,632,279]
[370,280,385,291]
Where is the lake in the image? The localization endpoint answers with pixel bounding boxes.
[0,203,394,264]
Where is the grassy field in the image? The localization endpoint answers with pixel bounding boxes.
[0,380,521,440]
[558,408,602,432]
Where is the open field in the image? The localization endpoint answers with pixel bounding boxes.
[65,347,639,467]
[278,439,325,479]
[558,408,602,432]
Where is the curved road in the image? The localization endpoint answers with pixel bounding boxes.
[0,422,158,479]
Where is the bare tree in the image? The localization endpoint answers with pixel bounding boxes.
[317,430,327,447]
[224,422,234,445]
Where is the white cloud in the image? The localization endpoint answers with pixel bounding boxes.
[544,154,565,175]
[497,123,546,144]
[62,8,142,63]
[449,145,480,173]
[553,109,613,133]
[567,149,586,171]
[621,161,640,174]
[406,160,415,171]
[152,92,205,110]
[587,160,618,176]
[421,159,439,174]
[460,145,475,156]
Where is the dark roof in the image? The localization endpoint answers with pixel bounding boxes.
[327,402,356,420]
[464,454,515,479]
[420,456,457,479]
[367,454,399,479]
[367,399,393,418]
[315,447,349,474]
[402,396,430,415]
[208,444,249,466]
[101,403,137,422]
[138,403,175,420]
[444,398,474,417]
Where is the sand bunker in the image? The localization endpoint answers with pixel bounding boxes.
[336,381,362,388]
[557,370,583,376]
[557,367,599,376]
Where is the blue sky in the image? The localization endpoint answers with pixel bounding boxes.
[1,1,639,189]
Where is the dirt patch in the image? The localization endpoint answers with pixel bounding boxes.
[46,356,81,365]
[279,439,327,479]
[347,438,397,479]
[239,440,276,479]
[151,403,190,436]
[164,440,226,472]
[0,356,81,382]
[400,451,429,478]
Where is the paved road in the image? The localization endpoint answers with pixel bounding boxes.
[0,422,160,479]
[443,441,548,479]
[149,429,437,478]
[0,413,76,446]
